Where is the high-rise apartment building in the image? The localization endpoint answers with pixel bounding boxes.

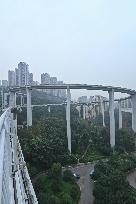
[33,81,40,85]
[8,70,15,87]
[29,73,33,85]
[57,81,66,98]
[121,98,132,109]
[2,80,8,87]
[78,96,88,103]
[41,73,50,84]
[50,77,57,84]
[40,73,66,98]
[89,96,94,103]
[41,73,51,94]
[18,62,29,86]
[50,77,57,96]
[15,68,19,86]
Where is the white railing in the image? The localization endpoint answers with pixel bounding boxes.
[0,108,38,204]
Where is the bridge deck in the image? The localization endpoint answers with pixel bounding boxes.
[10,84,136,95]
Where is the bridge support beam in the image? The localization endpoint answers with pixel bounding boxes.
[78,106,81,117]
[66,87,71,154]
[21,95,23,107]
[83,105,86,120]
[9,92,16,108]
[109,90,115,148]
[118,100,122,129]
[48,106,51,113]
[76,106,81,117]
[79,106,81,117]
[15,92,17,107]
[27,89,32,127]
[132,94,136,132]
[100,98,105,127]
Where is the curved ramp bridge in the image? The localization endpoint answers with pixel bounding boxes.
[0,108,38,203]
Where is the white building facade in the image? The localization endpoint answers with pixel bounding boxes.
[18,62,29,86]
[8,70,15,87]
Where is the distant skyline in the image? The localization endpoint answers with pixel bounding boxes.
[1,0,136,98]
[0,61,65,83]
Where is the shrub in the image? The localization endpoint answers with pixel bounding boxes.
[50,163,62,193]
[47,195,60,204]
[51,163,62,180]
[37,193,47,204]
[70,185,80,201]
[34,174,47,194]
[61,194,73,204]
[63,170,74,183]
[51,179,61,193]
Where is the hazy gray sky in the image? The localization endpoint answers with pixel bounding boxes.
[0,0,136,97]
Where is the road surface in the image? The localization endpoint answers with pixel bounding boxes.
[68,163,94,204]
[127,170,136,188]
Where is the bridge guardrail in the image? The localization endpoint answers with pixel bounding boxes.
[0,108,38,204]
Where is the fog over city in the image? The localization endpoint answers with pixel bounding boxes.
[0,0,136,98]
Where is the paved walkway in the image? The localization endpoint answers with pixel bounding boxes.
[127,169,136,188]
[68,163,94,204]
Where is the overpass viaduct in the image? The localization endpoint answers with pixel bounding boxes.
[7,84,136,153]
[1,83,136,203]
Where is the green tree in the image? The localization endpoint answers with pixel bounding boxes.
[63,170,74,183]
[50,163,62,193]
[93,155,136,204]
[61,194,73,204]
[116,129,135,153]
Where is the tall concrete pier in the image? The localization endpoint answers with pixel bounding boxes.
[66,87,71,154]
[9,83,136,152]
[132,94,136,132]
[27,89,32,127]
[118,100,123,129]
[109,90,115,148]
[9,92,16,108]
[83,105,86,120]
[100,98,105,127]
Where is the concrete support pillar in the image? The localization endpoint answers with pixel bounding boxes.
[109,90,115,148]
[27,89,32,127]
[22,96,25,106]
[79,106,81,117]
[9,92,16,108]
[65,104,67,120]
[94,104,97,118]
[118,100,123,129]
[15,92,17,107]
[83,105,86,120]
[48,106,51,113]
[100,98,105,127]
[66,87,71,154]
[21,95,23,107]
[132,94,136,132]
[76,106,81,117]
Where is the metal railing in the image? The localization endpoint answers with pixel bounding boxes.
[0,108,38,204]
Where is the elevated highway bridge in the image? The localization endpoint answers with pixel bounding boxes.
[1,84,136,202]
[8,84,136,152]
